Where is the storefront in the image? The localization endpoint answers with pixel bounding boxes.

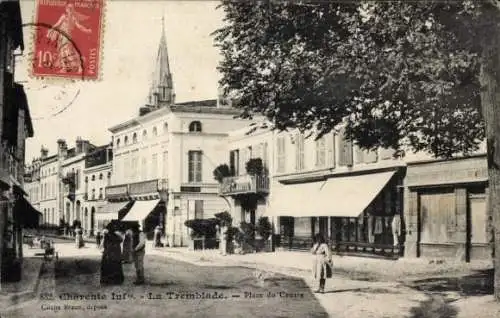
[404,155,490,262]
[270,167,405,258]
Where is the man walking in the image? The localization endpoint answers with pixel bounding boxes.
[132,223,146,285]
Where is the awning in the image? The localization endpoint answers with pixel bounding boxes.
[98,201,131,220]
[121,199,160,222]
[269,171,396,218]
[14,197,42,229]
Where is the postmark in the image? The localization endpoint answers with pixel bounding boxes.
[32,0,105,81]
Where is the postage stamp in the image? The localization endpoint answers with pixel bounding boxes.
[31,0,105,80]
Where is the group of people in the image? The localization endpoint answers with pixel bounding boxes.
[98,221,146,285]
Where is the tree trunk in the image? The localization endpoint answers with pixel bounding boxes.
[479,22,500,301]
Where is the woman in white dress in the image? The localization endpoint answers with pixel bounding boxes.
[311,233,332,293]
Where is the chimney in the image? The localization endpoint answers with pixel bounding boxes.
[40,146,48,159]
[57,139,68,159]
[75,136,83,154]
[81,140,90,153]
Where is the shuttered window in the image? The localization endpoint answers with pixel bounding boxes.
[276,137,286,173]
[315,137,326,168]
[338,128,353,166]
[295,133,305,171]
[188,151,202,182]
[195,200,204,219]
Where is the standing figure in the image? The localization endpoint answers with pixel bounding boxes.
[75,227,84,248]
[153,226,161,248]
[96,230,102,248]
[100,222,125,285]
[311,233,332,293]
[122,228,134,263]
[132,223,146,285]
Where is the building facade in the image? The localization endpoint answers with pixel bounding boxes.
[83,144,112,235]
[105,22,251,244]
[1,0,37,285]
[219,122,405,258]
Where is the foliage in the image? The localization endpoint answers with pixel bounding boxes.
[213,0,498,158]
[214,210,233,227]
[184,218,219,238]
[256,217,272,240]
[213,164,232,183]
[245,158,264,175]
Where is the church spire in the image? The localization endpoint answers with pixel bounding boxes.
[147,14,175,108]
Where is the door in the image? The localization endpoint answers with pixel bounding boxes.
[467,195,487,262]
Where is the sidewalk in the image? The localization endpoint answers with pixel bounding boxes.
[0,246,45,309]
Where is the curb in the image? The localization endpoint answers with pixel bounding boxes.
[0,259,44,309]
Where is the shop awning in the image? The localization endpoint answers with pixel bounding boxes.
[14,197,42,229]
[121,199,160,222]
[269,171,395,218]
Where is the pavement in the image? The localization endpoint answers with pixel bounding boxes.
[1,240,499,317]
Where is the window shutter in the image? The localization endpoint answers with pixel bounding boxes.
[338,128,353,166]
[327,133,335,168]
[195,200,204,219]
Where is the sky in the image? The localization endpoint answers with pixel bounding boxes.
[19,0,225,162]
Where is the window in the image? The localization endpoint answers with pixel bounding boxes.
[124,136,129,145]
[141,156,148,180]
[85,176,88,183]
[229,149,240,176]
[91,174,95,181]
[188,121,202,132]
[99,173,103,180]
[276,137,286,173]
[107,172,111,185]
[295,133,305,171]
[315,137,326,168]
[338,127,353,166]
[195,200,204,219]
[142,129,148,140]
[132,156,139,180]
[262,142,269,171]
[132,133,137,144]
[116,138,121,148]
[151,154,158,178]
[163,123,168,134]
[162,151,168,177]
[91,189,96,200]
[188,151,202,182]
[153,127,158,137]
[99,188,103,200]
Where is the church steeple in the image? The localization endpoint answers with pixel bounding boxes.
[147,15,175,108]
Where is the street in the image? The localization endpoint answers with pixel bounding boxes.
[1,243,328,318]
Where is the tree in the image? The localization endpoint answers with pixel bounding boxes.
[245,158,264,176]
[214,0,500,299]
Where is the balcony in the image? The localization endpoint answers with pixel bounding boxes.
[220,175,269,196]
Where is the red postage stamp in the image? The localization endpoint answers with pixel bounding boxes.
[32,0,105,80]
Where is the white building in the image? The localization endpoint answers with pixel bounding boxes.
[105,21,251,245]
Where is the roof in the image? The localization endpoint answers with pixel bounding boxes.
[15,83,34,137]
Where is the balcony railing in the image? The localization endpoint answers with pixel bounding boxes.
[220,175,269,196]
[62,171,76,185]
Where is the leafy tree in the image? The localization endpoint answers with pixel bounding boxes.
[256,216,272,241]
[215,211,233,227]
[213,163,232,183]
[214,0,500,299]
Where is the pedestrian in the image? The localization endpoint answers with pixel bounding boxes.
[96,230,102,248]
[132,223,146,285]
[100,221,125,285]
[311,233,332,293]
[153,225,161,248]
[75,227,84,248]
[122,228,134,263]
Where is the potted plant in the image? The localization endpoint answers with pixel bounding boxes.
[245,158,264,176]
[256,217,272,252]
[213,164,232,183]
